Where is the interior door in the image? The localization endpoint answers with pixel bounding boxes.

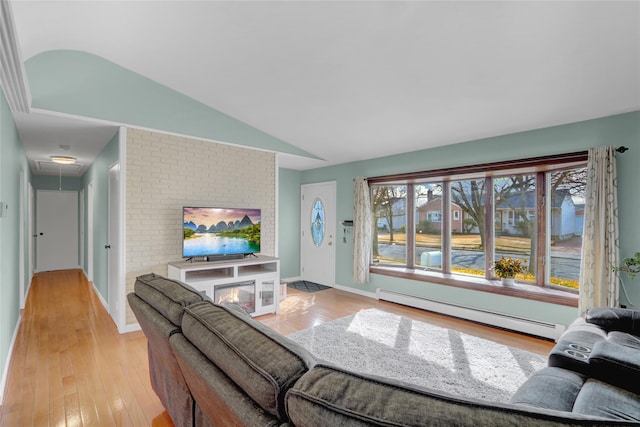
[301,181,336,286]
[108,163,121,327]
[36,190,78,272]
[28,184,34,285]
[87,182,94,282]
[19,168,25,308]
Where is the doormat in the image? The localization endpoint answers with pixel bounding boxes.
[287,280,331,293]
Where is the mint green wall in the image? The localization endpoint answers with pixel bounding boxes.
[296,111,640,327]
[81,132,119,301]
[25,50,318,161]
[613,115,640,306]
[278,168,302,279]
[0,89,30,391]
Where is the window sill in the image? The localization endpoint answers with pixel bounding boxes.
[370,265,578,307]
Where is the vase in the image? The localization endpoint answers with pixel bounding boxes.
[501,277,515,286]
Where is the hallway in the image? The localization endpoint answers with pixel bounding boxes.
[0,270,172,427]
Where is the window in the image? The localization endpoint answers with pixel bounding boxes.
[547,167,587,290]
[369,152,588,305]
[450,178,485,278]
[311,198,325,247]
[372,185,407,266]
[415,183,442,270]
[493,173,537,282]
[428,211,442,222]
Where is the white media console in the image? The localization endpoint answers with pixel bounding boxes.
[168,255,280,316]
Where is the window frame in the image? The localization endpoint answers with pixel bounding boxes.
[368,152,588,307]
[428,211,442,222]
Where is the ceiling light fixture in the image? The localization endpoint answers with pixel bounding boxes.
[50,155,77,165]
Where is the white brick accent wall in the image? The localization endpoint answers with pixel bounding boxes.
[125,128,276,324]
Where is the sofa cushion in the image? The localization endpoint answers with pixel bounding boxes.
[286,364,612,427]
[510,367,586,412]
[181,301,315,419]
[589,340,640,393]
[608,331,640,349]
[170,333,281,427]
[586,307,640,335]
[134,273,206,326]
[573,379,640,422]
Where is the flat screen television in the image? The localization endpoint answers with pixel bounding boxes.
[182,206,261,260]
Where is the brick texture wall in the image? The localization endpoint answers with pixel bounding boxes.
[125,128,276,324]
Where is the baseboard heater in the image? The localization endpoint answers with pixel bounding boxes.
[378,289,566,341]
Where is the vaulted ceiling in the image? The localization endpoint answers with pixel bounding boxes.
[6,1,640,174]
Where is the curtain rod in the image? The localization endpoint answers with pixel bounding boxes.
[356,147,629,182]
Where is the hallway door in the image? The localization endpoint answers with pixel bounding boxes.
[35,190,79,272]
[108,162,123,329]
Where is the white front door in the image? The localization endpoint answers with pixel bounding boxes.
[35,190,79,272]
[301,181,336,286]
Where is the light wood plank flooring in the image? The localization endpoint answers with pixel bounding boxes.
[0,270,553,427]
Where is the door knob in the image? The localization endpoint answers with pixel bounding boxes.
[105,245,111,249]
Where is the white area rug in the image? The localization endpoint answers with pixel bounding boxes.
[288,309,547,403]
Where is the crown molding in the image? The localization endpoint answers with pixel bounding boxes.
[0,0,31,113]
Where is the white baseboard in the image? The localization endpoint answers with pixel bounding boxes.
[120,322,141,334]
[333,283,378,299]
[0,314,22,405]
[90,280,109,312]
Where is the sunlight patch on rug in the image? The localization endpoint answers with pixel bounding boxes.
[288,309,547,403]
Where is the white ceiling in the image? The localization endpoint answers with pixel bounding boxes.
[8,1,640,174]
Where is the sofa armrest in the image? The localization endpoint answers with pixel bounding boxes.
[589,340,640,394]
[585,307,640,335]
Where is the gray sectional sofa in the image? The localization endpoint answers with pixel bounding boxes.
[128,273,640,426]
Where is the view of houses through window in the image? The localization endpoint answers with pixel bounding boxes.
[371,159,587,294]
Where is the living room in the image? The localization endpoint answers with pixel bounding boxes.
[1,1,639,425]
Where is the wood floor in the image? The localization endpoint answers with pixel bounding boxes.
[0,270,554,427]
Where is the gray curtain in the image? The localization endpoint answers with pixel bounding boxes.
[579,146,619,315]
[353,177,372,284]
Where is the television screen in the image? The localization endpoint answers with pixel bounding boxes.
[183,207,261,258]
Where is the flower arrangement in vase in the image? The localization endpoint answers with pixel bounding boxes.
[493,256,528,286]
